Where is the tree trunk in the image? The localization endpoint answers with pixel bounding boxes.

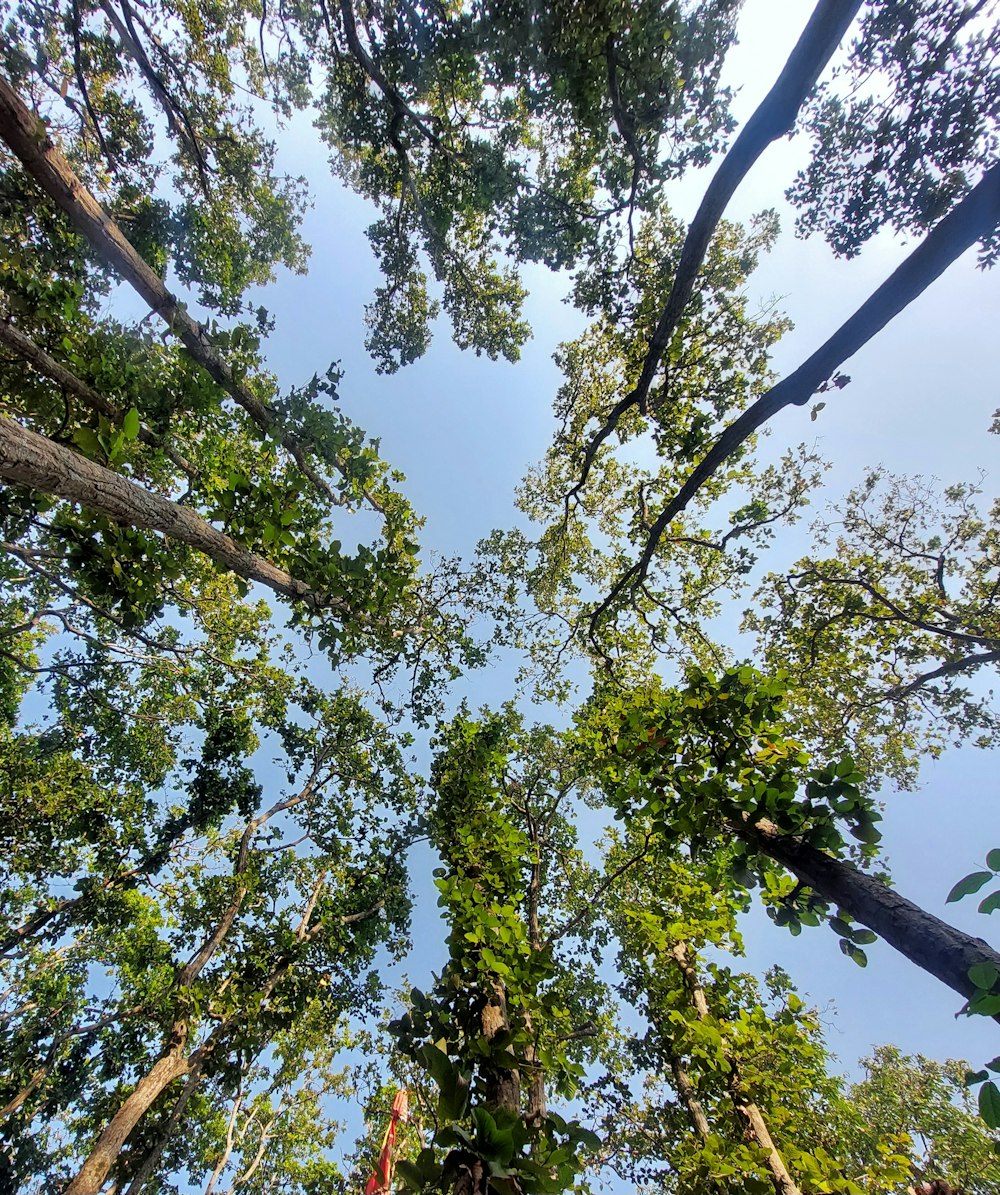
[668,1053,711,1141]
[736,815,1000,1015]
[0,72,356,511]
[64,1034,192,1195]
[670,941,803,1195]
[0,414,345,613]
[577,0,864,484]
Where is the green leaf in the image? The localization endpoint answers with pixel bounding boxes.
[968,962,1000,992]
[987,848,1000,872]
[966,1069,990,1086]
[980,1080,1000,1128]
[947,871,994,903]
[73,426,104,458]
[979,890,1000,916]
[122,407,140,441]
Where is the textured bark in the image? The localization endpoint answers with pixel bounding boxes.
[0,415,346,612]
[64,1035,192,1195]
[669,1053,711,1141]
[0,318,196,476]
[737,816,1000,1015]
[480,980,521,1116]
[575,0,864,491]
[0,73,345,509]
[670,941,803,1195]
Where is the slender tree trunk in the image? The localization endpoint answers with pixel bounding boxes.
[0,414,346,613]
[670,941,803,1195]
[575,0,863,487]
[736,815,1000,1015]
[668,1053,711,1141]
[0,1050,55,1120]
[0,72,366,512]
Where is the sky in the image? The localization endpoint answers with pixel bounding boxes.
[237,0,1000,1086]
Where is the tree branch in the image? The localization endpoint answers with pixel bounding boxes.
[570,0,863,499]
[590,159,1000,638]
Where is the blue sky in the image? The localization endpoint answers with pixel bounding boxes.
[241,0,1000,1082]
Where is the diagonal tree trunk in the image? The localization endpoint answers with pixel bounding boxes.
[0,414,347,613]
[734,814,1000,1016]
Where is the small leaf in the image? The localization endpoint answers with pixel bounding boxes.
[966,1069,990,1086]
[980,1080,1000,1128]
[987,848,1000,872]
[122,407,140,441]
[947,871,994,903]
[968,962,1000,992]
[979,890,1000,916]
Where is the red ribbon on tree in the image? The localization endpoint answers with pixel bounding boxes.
[364,1089,409,1195]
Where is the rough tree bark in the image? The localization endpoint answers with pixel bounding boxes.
[736,815,1000,1017]
[0,414,346,613]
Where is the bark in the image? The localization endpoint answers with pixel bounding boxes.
[120,1028,224,1195]
[574,0,863,493]
[480,979,521,1116]
[0,317,196,477]
[670,941,803,1195]
[0,72,358,511]
[668,1053,711,1141]
[0,414,347,613]
[595,158,1000,623]
[64,1034,192,1195]
[736,815,1000,1015]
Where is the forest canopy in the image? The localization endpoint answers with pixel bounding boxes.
[1,0,999,1193]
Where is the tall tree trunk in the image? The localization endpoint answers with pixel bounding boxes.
[735,815,1000,1015]
[576,0,864,486]
[670,940,803,1195]
[0,414,346,613]
[668,1052,711,1142]
[64,1032,192,1195]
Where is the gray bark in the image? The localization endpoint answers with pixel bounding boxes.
[0,415,344,612]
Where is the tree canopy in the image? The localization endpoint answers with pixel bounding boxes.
[1,1,1000,1192]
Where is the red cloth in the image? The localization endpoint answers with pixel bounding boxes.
[364,1090,409,1195]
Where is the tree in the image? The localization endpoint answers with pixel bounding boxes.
[3,0,1000,1190]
